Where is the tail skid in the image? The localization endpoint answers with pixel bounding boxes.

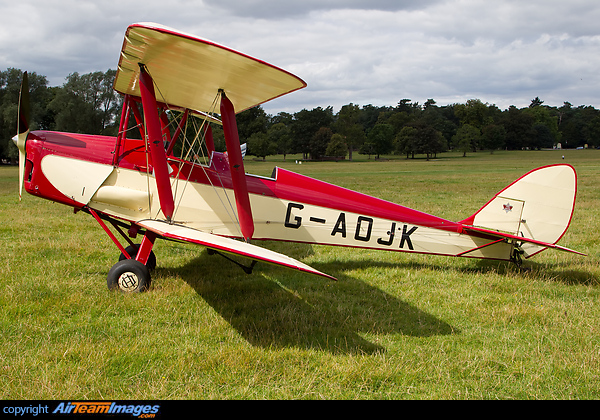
[460,164,581,260]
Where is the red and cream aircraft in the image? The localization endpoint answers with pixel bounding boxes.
[14,23,583,292]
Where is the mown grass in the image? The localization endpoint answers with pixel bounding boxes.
[0,149,598,399]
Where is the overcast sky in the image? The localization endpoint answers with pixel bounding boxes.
[2,0,599,114]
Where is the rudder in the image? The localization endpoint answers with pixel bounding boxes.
[461,164,577,258]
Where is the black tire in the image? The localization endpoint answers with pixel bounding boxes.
[118,244,156,271]
[107,259,151,292]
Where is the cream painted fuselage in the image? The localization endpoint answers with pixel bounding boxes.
[24,130,514,262]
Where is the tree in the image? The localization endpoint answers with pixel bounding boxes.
[396,99,421,114]
[342,123,366,160]
[98,69,120,134]
[6,65,600,160]
[236,105,268,141]
[210,125,226,152]
[454,99,494,132]
[481,124,506,153]
[585,114,600,148]
[359,104,391,134]
[522,103,559,147]
[395,126,418,158]
[1,68,52,160]
[423,98,437,110]
[325,133,348,158]
[571,105,600,148]
[366,123,394,158]
[359,141,376,159]
[529,97,544,107]
[310,127,332,159]
[580,106,600,146]
[417,126,446,160]
[386,111,412,134]
[334,103,364,160]
[247,131,276,160]
[291,106,334,159]
[48,70,121,135]
[268,122,292,161]
[501,106,535,149]
[452,124,480,157]
[532,123,554,149]
[270,111,293,126]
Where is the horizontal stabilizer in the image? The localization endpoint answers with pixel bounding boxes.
[463,225,586,256]
[137,220,335,280]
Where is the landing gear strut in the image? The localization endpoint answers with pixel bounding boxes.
[119,244,157,271]
[207,248,257,274]
[509,245,530,271]
[88,209,158,292]
[510,247,523,267]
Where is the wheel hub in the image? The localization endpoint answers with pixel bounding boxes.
[118,271,140,292]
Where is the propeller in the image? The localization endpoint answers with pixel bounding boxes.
[13,72,30,200]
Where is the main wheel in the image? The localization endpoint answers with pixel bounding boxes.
[107,259,151,292]
[118,244,156,270]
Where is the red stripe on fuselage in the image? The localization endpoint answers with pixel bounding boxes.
[253,167,464,234]
[26,131,465,235]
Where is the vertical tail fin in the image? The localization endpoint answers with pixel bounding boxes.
[461,164,577,258]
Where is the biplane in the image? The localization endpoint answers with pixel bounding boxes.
[13,23,584,292]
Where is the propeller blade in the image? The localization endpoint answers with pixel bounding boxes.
[18,72,30,134]
[16,136,26,200]
[16,72,30,201]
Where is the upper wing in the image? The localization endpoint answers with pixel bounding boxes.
[114,22,307,113]
[137,219,336,280]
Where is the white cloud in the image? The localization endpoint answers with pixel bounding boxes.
[211,0,442,19]
[2,0,600,114]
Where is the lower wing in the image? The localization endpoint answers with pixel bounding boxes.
[137,219,336,280]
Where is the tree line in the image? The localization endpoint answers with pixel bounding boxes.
[2,67,599,163]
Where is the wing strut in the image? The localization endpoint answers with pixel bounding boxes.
[220,90,254,241]
[138,64,176,222]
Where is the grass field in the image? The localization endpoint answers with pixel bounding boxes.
[0,149,598,399]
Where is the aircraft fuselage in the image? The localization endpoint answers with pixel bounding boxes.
[22,130,514,261]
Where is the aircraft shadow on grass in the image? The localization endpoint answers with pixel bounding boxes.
[159,243,458,355]
[466,259,598,286]
[158,241,595,355]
